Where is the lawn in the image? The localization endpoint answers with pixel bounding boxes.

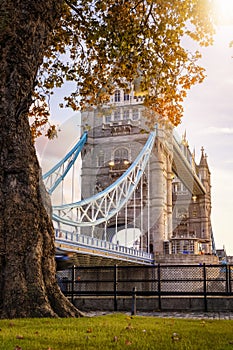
[0,313,232,350]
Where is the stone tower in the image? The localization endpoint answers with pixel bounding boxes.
[171,136,213,256]
[80,88,214,257]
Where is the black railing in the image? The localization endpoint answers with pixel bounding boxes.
[57,264,233,312]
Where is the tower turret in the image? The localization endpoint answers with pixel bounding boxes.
[198,147,212,253]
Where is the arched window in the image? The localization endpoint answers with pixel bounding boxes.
[114,110,121,121]
[124,91,130,101]
[132,109,139,120]
[97,153,104,167]
[114,90,121,102]
[114,148,129,162]
[105,115,111,123]
[123,109,129,120]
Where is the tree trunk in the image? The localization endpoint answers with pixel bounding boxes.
[0,0,81,317]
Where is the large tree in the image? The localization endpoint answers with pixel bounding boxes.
[0,0,214,318]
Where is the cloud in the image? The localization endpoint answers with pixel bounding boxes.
[225,159,233,165]
[203,126,233,135]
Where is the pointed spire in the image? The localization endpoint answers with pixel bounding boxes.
[182,130,188,147]
[183,129,186,140]
[192,147,196,160]
[199,146,209,169]
[182,130,185,141]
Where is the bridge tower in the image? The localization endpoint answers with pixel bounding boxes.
[80,87,214,258]
[171,135,213,257]
[80,87,174,255]
[198,147,212,253]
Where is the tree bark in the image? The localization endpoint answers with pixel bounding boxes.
[0,0,81,318]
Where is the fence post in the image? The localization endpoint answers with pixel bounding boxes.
[229,265,232,295]
[71,265,75,305]
[131,287,137,315]
[157,264,161,311]
[203,263,207,312]
[114,265,118,311]
[226,264,230,294]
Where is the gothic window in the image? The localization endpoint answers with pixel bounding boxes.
[114,148,129,162]
[172,241,180,254]
[105,115,111,123]
[114,90,121,102]
[172,182,181,193]
[123,109,130,120]
[132,109,139,120]
[114,110,121,121]
[124,92,130,101]
[97,153,104,167]
[183,241,189,252]
[189,240,195,253]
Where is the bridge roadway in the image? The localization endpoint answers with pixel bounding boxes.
[55,229,154,268]
[53,131,206,268]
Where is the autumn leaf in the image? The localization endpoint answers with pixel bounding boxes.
[125,324,133,330]
[16,335,24,339]
[29,0,214,138]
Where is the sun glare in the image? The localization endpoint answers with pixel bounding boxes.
[213,0,233,25]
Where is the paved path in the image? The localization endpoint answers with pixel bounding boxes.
[85,311,233,320]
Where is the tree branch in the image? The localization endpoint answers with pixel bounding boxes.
[64,0,86,21]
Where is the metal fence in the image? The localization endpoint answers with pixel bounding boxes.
[57,264,233,312]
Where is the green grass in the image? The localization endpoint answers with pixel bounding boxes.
[0,313,232,350]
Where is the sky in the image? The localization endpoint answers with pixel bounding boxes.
[176,22,233,253]
[36,1,233,255]
[177,38,233,254]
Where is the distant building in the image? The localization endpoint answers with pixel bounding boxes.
[216,247,227,262]
[227,256,233,264]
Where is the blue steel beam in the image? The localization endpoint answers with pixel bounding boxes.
[42,131,87,194]
[52,131,156,227]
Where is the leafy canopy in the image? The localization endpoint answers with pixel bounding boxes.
[30,0,214,138]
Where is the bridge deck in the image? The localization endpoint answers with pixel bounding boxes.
[55,230,154,267]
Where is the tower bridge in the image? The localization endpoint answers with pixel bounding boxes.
[43,89,218,267]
